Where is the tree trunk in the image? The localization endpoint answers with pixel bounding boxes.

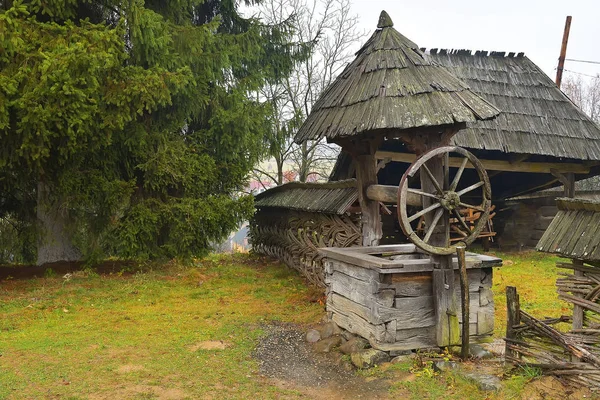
[36,181,81,265]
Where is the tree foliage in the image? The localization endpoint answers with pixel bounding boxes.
[0,0,302,262]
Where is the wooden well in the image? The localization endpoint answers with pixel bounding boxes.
[321,244,501,351]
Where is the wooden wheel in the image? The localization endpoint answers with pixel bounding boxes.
[397,146,492,255]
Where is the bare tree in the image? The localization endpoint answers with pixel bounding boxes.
[562,74,600,191]
[252,0,366,186]
[563,74,600,123]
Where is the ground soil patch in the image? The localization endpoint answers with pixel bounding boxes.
[253,323,394,399]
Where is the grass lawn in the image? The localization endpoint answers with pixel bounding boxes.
[0,251,584,399]
[0,255,324,399]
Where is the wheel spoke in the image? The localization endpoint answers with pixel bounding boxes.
[453,209,471,233]
[407,188,438,200]
[459,202,486,212]
[456,180,484,196]
[443,153,450,190]
[450,157,469,191]
[423,208,444,243]
[422,164,443,195]
[408,202,441,223]
[451,224,469,237]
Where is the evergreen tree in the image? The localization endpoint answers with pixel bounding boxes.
[0,0,302,263]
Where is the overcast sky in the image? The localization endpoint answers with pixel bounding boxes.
[351,0,600,81]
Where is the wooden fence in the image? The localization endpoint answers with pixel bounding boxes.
[249,208,361,287]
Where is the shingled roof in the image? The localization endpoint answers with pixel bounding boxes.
[294,11,500,144]
[254,180,358,215]
[537,198,600,260]
[430,49,600,161]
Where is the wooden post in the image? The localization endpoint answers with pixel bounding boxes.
[564,172,575,198]
[506,286,521,359]
[457,244,469,359]
[419,133,459,347]
[354,151,382,247]
[572,258,585,330]
[555,16,572,89]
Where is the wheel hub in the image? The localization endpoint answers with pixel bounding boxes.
[440,191,460,211]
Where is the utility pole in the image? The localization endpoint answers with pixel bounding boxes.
[556,16,572,89]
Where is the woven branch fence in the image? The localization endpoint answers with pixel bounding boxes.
[505,262,600,389]
[249,209,361,287]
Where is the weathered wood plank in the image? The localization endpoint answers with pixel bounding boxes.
[328,260,381,282]
[326,270,379,295]
[456,294,479,324]
[390,273,432,297]
[453,269,484,293]
[354,152,382,246]
[393,296,436,328]
[327,273,395,308]
[331,311,393,344]
[389,326,437,351]
[477,304,494,335]
[479,287,494,307]
[433,269,460,346]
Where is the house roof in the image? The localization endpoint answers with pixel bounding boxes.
[537,198,600,261]
[294,11,500,144]
[430,49,600,161]
[254,179,358,215]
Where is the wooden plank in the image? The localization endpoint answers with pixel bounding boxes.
[329,293,377,324]
[459,322,479,337]
[320,246,501,272]
[477,304,495,335]
[354,152,382,246]
[328,260,381,283]
[393,296,436,329]
[337,244,417,254]
[390,273,433,297]
[327,274,395,308]
[456,294,479,324]
[453,269,483,293]
[385,319,397,342]
[326,271,379,295]
[331,312,391,344]
[375,150,592,174]
[562,213,593,256]
[329,292,415,325]
[433,269,460,347]
[479,287,494,307]
[391,327,437,350]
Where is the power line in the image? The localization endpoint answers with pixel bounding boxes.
[565,58,600,66]
[563,69,599,79]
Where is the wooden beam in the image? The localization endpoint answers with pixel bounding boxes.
[550,169,575,198]
[376,151,592,174]
[367,184,421,207]
[354,152,382,247]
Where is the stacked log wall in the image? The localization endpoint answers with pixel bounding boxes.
[325,258,495,351]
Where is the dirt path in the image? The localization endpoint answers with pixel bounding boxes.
[253,323,394,399]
